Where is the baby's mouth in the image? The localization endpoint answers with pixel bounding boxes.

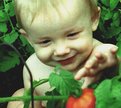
[58,55,76,66]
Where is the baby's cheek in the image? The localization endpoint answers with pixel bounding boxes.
[75,40,93,52]
[36,48,53,62]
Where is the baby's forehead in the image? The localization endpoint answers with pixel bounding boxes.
[22,1,90,32]
[26,14,80,37]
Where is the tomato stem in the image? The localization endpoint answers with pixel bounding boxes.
[0,95,68,103]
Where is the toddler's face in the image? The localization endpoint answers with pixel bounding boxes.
[23,1,96,72]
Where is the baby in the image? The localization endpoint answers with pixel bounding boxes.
[7,0,119,108]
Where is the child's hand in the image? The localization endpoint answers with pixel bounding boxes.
[75,44,118,80]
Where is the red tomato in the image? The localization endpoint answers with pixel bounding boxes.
[66,88,96,108]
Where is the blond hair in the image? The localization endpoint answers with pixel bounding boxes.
[14,0,98,30]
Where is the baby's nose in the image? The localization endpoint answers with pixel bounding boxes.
[54,45,70,56]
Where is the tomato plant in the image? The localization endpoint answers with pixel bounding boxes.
[66,88,96,108]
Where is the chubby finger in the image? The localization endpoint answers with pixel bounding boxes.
[84,52,106,69]
[94,52,106,63]
[110,46,118,54]
[74,68,96,80]
[74,68,87,80]
[81,74,102,89]
[84,56,99,69]
[81,77,95,89]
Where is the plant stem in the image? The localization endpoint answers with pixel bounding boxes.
[0,95,68,103]
[33,78,49,89]
[3,0,14,30]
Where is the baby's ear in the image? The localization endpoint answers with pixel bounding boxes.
[91,7,101,31]
[19,29,28,36]
[19,29,33,46]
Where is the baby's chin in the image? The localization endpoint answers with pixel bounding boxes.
[57,64,80,73]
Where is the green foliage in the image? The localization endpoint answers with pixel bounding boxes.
[95,76,121,108]
[1,66,121,108]
[0,66,80,108]
[0,0,34,72]
[0,50,20,72]
[98,0,121,75]
[0,0,121,108]
[98,0,121,40]
[49,66,81,96]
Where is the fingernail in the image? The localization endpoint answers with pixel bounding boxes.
[112,46,118,53]
[74,75,79,80]
[85,64,90,69]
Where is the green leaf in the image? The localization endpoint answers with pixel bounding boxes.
[112,12,120,27]
[104,26,121,38]
[110,0,120,10]
[0,51,20,72]
[111,18,120,27]
[3,30,18,44]
[5,1,15,16]
[19,34,30,46]
[49,66,81,96]
[46,89,61,108]
[0,22,8,32]
[99,19,105,32]
[18,34,34,54]
[116,40,121,75]
[95,77,121,108]
[101,0,110,7]
[95,79,112,108]
[116,40,121,57]
[100,7,113,21]
[110,77,121,101]
[0,10,8,22]
[113,12,120,21]
[101,7,108,19]
[106,77,121,108]
[104,10,113,20]
[25,44,34,55]
[0,1,4,10]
